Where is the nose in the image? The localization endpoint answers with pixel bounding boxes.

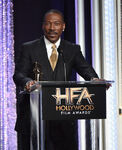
[49,23,55,30]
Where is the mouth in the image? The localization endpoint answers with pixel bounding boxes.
[48,35,57,39]
[47,32,57,37]
[45,31,59,42]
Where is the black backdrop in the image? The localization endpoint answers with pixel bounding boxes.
[13,0,92,64]
[14,0,75,57]
[13,0,92,149]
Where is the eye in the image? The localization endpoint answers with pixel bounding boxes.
[54,22,61,26]
[44,21,62,26]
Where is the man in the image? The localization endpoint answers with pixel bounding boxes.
[13,9,99,150]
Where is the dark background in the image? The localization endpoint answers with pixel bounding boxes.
[13,0,92,64]
[13,1,92,149]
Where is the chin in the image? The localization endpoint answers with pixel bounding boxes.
[48,38,58,43]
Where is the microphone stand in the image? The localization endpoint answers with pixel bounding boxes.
[63,62,67,81]
[58,48,67,81]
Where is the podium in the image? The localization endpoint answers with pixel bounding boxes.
[29,81,112,150]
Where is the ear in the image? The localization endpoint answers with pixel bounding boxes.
[63,23,65,31]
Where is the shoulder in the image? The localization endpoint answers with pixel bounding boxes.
[61,39,80,49]
[61,40,81,55]
[22,38,42,48]
[18,38,43,58]
[20,37,44,54]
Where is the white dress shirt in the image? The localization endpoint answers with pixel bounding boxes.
[44,36,61,59]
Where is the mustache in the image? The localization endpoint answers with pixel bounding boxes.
[47,31,58,35]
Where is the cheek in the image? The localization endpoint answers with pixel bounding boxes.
[57,28,63,33]
[58,30,63,35]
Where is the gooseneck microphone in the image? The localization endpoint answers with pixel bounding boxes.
[57,45,67,81]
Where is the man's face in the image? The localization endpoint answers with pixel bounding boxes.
[42,12,65,43]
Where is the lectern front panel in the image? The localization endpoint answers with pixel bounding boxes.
[42,84,106,120]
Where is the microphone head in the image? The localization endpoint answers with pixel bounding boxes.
[57,45,63,55]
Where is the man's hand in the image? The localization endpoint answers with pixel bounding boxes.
[25,80,36,92]
[91,78,112,90]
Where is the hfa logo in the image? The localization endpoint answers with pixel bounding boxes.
[52,87,94,105]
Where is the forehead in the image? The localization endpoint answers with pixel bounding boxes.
[44,12,63,22]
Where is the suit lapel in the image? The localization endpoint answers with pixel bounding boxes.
[38,37,50,66]
[34,37,53,80]
[36,37,66,81]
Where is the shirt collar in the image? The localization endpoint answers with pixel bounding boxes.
[44,36,61,49]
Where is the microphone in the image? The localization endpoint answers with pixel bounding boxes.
[57,46,63,56]
[57,46,67,81]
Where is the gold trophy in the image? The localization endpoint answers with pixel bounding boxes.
[33,62,43,81]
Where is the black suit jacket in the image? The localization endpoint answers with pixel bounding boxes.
[13,36,98,147]
[14,36,98,85]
